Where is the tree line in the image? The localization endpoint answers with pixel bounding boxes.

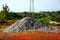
[0,4,60,25]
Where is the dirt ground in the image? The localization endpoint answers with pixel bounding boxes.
[1,31,60,40]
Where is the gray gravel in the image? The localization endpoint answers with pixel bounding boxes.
[2,17,59,33]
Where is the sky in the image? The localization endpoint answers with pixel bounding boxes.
[0,0,60,12]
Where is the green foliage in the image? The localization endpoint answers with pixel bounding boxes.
[0,4,60,26]
[0,4,9,22]
[37,16,51,25]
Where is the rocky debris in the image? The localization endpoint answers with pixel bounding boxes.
[2,17,59,33]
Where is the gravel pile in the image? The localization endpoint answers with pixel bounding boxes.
[2,17,59,33]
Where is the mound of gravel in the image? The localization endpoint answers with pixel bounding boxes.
[2,17,59,33]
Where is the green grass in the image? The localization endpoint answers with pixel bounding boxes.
[0,25,9,29]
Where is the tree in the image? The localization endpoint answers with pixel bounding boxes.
[0,4,9,22]
[37,16,51,25]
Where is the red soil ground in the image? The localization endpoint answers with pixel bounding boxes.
[3,31,60,40]
[0,32,8,40]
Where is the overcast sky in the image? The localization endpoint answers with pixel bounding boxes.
[0,0,60,12]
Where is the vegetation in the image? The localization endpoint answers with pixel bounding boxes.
[0,4,60,28]
[0,4,60,40]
